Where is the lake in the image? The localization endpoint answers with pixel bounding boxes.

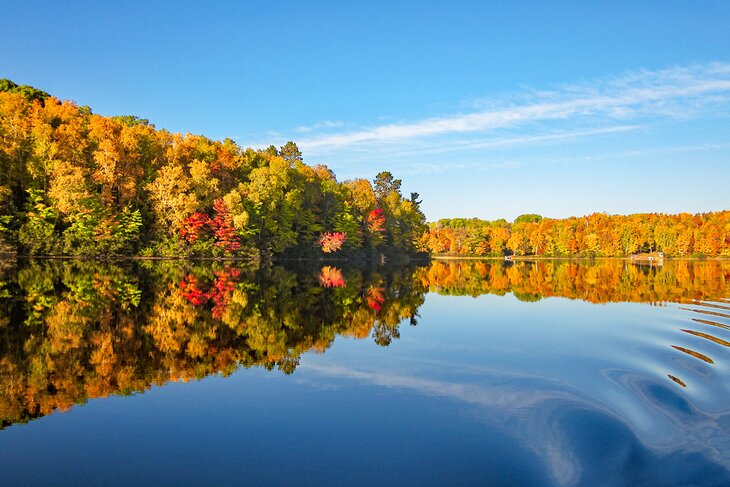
[1,258,729,486]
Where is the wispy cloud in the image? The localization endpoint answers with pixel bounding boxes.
[295,120,345,133]
[296,63,730,157]
[354,125,643,162]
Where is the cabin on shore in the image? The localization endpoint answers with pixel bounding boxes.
[629,252,664,264]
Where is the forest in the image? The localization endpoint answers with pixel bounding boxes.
[0,79,427,259]
[424,212,730,258]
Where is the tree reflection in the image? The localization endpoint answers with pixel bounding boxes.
[0,260,426,428]
[1,258,728,428]
[422,259,730,390]
[420,259,730,303]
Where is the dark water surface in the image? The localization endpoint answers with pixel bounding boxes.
[1,259,729,486]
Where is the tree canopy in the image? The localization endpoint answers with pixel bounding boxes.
[424,212,730,257]
[0,81,427,259]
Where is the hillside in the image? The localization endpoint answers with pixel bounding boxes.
[0,80,426,259]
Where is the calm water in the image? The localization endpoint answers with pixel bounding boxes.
[1,258,729,486]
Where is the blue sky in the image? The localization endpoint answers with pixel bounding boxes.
[3,1,730,221]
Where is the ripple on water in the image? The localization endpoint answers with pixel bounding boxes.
[650,302,730,405]
[573,298,730,476]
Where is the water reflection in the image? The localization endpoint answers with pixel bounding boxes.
[0,259,426,428]
[1,258,729,429]
[421,259,730,303]
[1,258,729,485]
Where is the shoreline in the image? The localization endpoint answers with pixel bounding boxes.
[1,254,727,262]
[0,254,432,264]
[432,255,730,261]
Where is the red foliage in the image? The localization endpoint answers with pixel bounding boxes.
[366,286,385,312]
[210,199,241,252]
[178,267,242,318]
[180,200,241,252]
[209,268,241,318]
[366,208,386,233]
[180,212,211,243]
[318,232,347,253]
[318,266,346,288]
[179,275,208,305]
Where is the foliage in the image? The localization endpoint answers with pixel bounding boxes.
[318,266,346,287]
[514,214,543,224]
[279,141,302,163]
[0,81,426,259]
[425,212,730,257]
[318,232,346,253]
[0,78,50,103]
[366,208,386,233]
[18,190,58,254]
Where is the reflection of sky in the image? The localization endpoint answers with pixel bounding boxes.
[2,291,729,485]
[299,293,730,485]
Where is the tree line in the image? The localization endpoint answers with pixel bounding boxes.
[424,212,730,257]
[0,79,426,259]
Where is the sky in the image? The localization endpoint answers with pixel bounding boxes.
[3,0,730,221]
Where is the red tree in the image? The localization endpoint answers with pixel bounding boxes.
[180,213,211,243]
[318,232,347,253]
[366,208,386,233]
[210,199,241,252]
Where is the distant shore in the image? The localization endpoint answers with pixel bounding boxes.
[432,255,730,261]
